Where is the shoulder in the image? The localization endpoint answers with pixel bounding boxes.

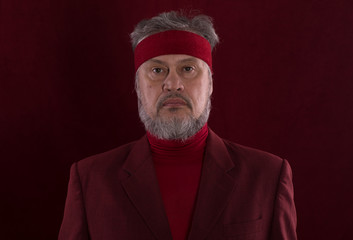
[224,138,284,166]
[208,129,287,178]
[74,137,144,176]
[222,138,292,183]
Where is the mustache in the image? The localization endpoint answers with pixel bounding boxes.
[156,93,193,111]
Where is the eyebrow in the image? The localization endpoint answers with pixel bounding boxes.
[178,57,198,64]
[148,59,165,64]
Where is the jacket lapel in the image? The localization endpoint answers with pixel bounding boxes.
[121,136,173,240]
[188,129,238,240]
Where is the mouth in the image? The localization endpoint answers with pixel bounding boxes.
[162,98,188,108]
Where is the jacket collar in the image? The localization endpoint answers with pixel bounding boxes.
[121,136,173,239]
[121,128,237,240]
[187,128,237,239]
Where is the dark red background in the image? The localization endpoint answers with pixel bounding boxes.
[1,0,352,239]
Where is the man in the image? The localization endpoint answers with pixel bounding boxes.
[59,11,297,240]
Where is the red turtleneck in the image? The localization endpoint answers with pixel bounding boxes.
[147,124,208,240]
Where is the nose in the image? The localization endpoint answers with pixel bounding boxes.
[162,70,184,92]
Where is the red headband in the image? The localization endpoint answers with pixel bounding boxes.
[134,30,212,72]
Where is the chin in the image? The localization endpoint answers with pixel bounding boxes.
[159,109,193,120]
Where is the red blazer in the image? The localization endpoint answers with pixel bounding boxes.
[59,129,297,239]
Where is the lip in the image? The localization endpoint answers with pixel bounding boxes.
[162,98,187,107]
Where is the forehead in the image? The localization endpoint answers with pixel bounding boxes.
[145,54,203,65]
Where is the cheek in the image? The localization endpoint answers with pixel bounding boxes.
[193,83,210,100]
[195,85,211,110]
[141,85,161,108]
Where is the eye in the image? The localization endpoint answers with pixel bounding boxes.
[183,66,194,72]
[152,67,164,74]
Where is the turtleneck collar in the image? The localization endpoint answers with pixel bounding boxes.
[146,124,209,160]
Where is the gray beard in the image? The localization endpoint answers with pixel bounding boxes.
[137,95,211,141]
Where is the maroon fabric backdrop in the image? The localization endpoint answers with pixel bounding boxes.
[1,0,352,239]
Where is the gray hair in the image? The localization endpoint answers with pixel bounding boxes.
[130,10,219,51]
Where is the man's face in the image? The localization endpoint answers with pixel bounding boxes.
[137,54,213,123]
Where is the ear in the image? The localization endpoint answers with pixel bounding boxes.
[209,80,213,96]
